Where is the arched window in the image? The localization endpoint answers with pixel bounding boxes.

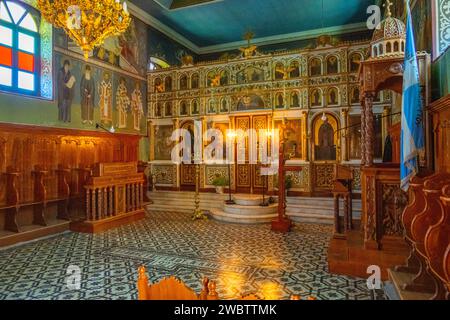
[394,41,399,52]
[386,42,392,53]
[0,1,40,94]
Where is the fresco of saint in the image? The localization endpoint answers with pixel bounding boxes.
[57,60,75,123]
[80,65,95,125]
[99,72,113,123]
[116,77,130,129]
[131,82,144,131]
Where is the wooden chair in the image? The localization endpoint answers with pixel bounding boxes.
[137,266,219,300]
[137,266,316,300]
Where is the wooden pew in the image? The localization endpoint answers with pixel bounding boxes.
[410,173,450,299]
[445,244,450,299]
[396,176,431,276]
[426,185,450,300]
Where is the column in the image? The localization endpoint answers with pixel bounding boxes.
[382,106,391,156]
[109,186,114,216]
[98,188,103,220]
[364,93,375,166]
[86,189,91,220]
[334,195,340,235]
[360,99,367,166]
[341,109,349,162]
[343,194,349,232]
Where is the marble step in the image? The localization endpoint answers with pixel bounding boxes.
[223,203,278,215]
[233,194,278,206]
[209,209,277,224]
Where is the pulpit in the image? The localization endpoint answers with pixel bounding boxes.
[328,8,433,280]
[71,162,146,233]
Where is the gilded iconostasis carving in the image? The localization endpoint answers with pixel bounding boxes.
[148,35,392,193]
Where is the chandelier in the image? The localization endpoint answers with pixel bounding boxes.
[38,0,131,59]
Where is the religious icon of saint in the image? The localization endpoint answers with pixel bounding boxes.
[350,54,361,72]
[221,99,229,113]
[165,102,173,117]
[180,102,188,116]
[311,90,321,106]
[208,100,216,114]
[351,87,360,104]
[192,101,199,115]
[292,93,300,108]
[310,58,321,76]
[156,103,162,117]
[80,65,95,125]
[191,74,199,89]
[116,77,130,128]
[131,81,144,131]
[57,60,76,123]
[327,56,338,74]
[328,89,338,105]
[99,72,113,123]
[276,94,284,109]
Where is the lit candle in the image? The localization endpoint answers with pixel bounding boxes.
[123,2,129,14]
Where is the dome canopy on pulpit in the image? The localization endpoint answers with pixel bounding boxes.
[369,6,406,60]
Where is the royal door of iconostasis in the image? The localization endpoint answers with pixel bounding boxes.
[234,115,269,194]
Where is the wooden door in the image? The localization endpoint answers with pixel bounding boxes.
[234,115,268,194]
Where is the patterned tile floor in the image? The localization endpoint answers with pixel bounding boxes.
[0,211,383,300]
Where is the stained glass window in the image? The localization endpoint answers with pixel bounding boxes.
[0,1,39,94]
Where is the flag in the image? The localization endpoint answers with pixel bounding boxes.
[400,1,424,191]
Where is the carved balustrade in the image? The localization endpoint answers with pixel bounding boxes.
[84,162,145,222]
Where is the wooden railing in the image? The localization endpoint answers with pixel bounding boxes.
[70,162,146,234]
[398,173,450,300]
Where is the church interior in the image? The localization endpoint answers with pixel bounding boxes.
[0,0,449,302]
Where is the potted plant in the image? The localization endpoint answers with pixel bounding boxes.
[212,175,228,194]
[285,175,293,193]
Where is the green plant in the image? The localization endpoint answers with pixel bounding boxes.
[285,175,293,190]
[212,176,229,187]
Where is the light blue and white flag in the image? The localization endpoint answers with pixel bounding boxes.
[400,0,424,191]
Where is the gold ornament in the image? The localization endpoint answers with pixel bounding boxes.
[38,0,131,59]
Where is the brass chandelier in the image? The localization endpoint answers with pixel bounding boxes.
[38,0,131,59]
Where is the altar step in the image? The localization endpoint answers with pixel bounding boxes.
[385,269,434,300]
[147,191,228,214]
[210,194,279,224]
[146,191,361,225]
[287,196,362,225]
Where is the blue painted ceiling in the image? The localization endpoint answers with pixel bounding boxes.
[130,0,376,47]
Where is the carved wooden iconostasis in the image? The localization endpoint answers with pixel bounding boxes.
[148,35,395,196]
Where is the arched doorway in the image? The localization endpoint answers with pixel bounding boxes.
[179,121,196,191]
[311,113,340,193]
